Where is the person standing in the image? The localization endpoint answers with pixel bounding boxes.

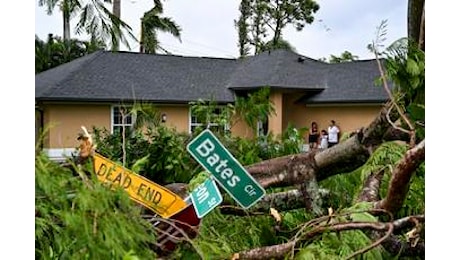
[319,129,328,149]
[308,122,319,149]
[327,120,340,148]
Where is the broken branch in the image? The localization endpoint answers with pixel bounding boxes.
[375,139,425,214]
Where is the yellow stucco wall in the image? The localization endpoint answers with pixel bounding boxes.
[229,112,256,139]
[282,92,309,130]
[288,104,383,135]
[155,105,190,133]
[39,99,383,151]
[268,91,283,136]
[42,103,111,148]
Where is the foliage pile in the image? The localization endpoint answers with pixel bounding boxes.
[170,140,424,259]
[36,111,424,259]
[35,153,158,259]
[93,125,198,184]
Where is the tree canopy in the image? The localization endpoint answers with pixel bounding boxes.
[236,0,319,56]
[140,1,182,54]
[35,34,105,73]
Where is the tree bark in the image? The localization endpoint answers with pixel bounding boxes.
[219,188,330,215]
[232,215,423,260]
[407,0,424,46]
[383,127,411,143]
[63,4,71,41]
[232,241,295,260]
[380,235,425,258]
[358,168,385,203]
[375,139,425,215]
[418,2,425,51]
[371,215,425,258]
[112,0,121,51]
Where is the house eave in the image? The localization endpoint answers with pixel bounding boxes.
[304,100,388,106]
[35,97,235,105]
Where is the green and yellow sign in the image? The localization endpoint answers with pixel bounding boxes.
[93,153,187,218]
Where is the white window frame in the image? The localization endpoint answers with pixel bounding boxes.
[189,106,229,134]
[257,116,269,137]
[111,105,134,134]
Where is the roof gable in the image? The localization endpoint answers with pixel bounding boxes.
[298,59,390,104]
[228,49,328,90]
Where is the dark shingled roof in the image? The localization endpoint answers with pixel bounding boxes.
[227,50,328,90]
[35,51,239,103]
[297,59,391,104]
[35,49,390,104]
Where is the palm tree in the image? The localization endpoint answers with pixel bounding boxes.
[38,0,136,50]
[408,0,424,50]
[140,1,181,54]
[39,0,80,41]
[35,34,105,73]
[76,0,137,50]
[112,0,121,51]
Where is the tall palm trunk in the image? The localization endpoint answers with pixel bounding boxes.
[112,0,121,51]
[140,19,145,53]
[62,1,71,41]
[407,0,424,49]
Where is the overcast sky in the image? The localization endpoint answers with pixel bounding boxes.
[35,0,408,60]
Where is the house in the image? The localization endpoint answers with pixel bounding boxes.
[35,49,390,161]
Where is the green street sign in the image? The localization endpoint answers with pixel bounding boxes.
[190,177,223,218]
[187,129,266,209]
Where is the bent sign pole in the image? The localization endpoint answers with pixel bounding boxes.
[187,130,266,209]
[92,153,187,218]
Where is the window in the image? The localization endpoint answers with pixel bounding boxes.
[257,119,269,137]
[112,106,134,134]
[190,107,229,134]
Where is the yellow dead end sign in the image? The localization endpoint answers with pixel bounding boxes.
[92,153,187,218]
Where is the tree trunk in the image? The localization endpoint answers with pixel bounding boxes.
[407,0,424,45]
[63,5,71,41]
[112,0,121,51]
[246,102,398,189]
[418,3,425,51]
[140,19,145,53]
[220,188,330,215]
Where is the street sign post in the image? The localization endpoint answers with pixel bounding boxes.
[187,129,266,209]
[190,177,223,218]
[92,153,187,218]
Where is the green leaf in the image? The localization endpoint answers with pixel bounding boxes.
[131,154,150,173]
[409,76,421,89]
[406,58,420,76]
[407,103,425,122]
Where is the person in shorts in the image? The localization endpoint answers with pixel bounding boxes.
[327,120,340,148]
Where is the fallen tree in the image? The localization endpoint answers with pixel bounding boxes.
[222,103,425,259]
[215,7,426,258]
